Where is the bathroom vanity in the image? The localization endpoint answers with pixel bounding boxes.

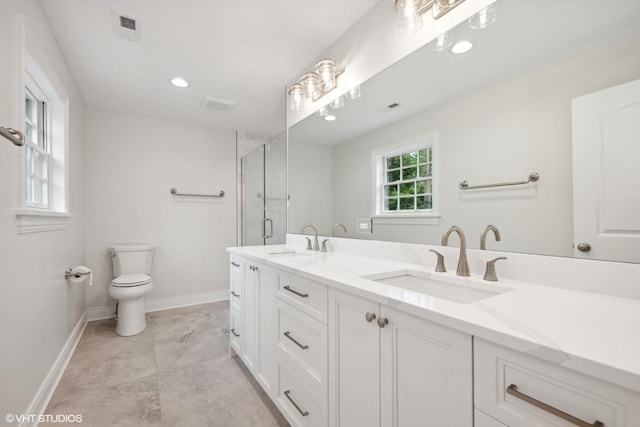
[228,237,640,427]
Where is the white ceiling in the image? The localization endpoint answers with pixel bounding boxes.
[38,0,381,138]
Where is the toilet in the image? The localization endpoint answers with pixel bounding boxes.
[108,245,155,336]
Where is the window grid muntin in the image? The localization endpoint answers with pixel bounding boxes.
[25,87,49,209]
[383,146,433,212]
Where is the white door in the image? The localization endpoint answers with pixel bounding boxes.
[379,306,473,427]
[257,264,276,396]
[242,261,259,372]
[572,78,640,262]
[328,289,380,427]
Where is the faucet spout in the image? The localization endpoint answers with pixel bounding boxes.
[480,225,501,250]
[332,222,347,236]
[300,223,319,251]
[441,226,470,276]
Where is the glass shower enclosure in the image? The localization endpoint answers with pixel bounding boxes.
[240,132,287,246]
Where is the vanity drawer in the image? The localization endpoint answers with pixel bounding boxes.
[276,361,327,427]
[229,308,241,354]
[275,299,327,395]
[277,272,327,323]
[474,339,640,427]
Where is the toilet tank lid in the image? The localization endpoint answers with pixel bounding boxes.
[109,245,155,252]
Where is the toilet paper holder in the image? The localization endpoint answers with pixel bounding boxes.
[64,268,91,279]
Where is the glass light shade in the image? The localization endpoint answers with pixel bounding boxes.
[395,0,423,34]
[468,3,497,29]
[429,31,453,51]
[346,85,361,100]
[301,72,319,100]
[317,105,330,117]
[288,84,304,110]
[316,59,337,92]
[330,95,344,109]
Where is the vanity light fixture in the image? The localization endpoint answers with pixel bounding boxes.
[288,58,342,110]
[170,77,189,88]
[468,3,497,29]
[451,40,473,54]
[394,0,466,34]
[346,85,361,100]
[429,31,453,51]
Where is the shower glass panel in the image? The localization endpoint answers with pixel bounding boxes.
[241,132,287,246]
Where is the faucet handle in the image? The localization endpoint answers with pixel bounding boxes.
[429,249,446,272]
[321,239,329,252]
[484,257,507,281]
[305,237,312,250]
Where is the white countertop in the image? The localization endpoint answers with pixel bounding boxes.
[228,244,640,393]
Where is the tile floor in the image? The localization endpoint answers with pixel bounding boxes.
[43,301,289,427]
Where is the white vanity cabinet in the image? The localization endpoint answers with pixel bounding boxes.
[241,259,277,397]
[474,339,640,427]
[328,288,473,427]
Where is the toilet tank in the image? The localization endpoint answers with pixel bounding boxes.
[109,245,155,277]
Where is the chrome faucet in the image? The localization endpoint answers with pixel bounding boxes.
[300,223,319,251]
[481,225,501,250]
[332,222,347,236]
[441,226,470,276]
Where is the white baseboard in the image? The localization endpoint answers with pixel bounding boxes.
[87,289,230,321]
[20,311,87,427]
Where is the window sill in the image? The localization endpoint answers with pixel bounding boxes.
[372,213,441,225]
[16,208,73,234]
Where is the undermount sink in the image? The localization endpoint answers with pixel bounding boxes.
[266,249,312,257]
[362,269,512,304]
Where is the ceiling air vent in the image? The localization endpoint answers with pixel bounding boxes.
[111,11,140,42]
[201,96,237,114]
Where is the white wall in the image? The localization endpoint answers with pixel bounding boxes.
[0,0,86,419]
[331,30,640,256]
[84,108,236,314]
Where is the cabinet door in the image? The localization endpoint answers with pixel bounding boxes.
[229,256,242,313]
[328,289,380,427]
[380,306,472,427]
[242,261,259,373]
[257,263,276,396]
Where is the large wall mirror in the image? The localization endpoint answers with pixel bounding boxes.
[288,0,640,263]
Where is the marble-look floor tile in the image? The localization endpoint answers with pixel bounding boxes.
[43,373,162,427]
[54,319,157,396]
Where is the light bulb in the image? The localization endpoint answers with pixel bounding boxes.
[301,72,319,100]
[170,77,189,88]
[395,0,423,34]
[330,96,344,109]
[317,106,329,117]
[315,59,337,92]
[429,31,453,52]
[346,85,361,100]
[288,84,304,110]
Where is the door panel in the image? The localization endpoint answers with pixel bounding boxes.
[572,78,640,262]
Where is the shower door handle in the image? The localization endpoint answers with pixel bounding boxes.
[262,218,273,239]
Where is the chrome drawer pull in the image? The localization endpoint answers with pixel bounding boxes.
[284,390,309,417]
[284,331,309,350]
[230,328,240,337]
[230,291,240,298]
[506,384,604,427]
[230,261,240,267]
[283,285,309,298]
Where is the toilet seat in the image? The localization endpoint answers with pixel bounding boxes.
[111,273,152,287]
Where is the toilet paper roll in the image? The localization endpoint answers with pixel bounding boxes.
[68,266,93,285]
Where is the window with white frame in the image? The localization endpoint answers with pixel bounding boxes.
[372,135,439,221]
[24,86,50,208]
[16,18,71,234]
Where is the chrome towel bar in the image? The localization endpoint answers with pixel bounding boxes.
[170,188,225,198]
[459,172,539,190]
[1,127,25,146]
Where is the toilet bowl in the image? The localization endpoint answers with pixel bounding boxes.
[108,245,155,336]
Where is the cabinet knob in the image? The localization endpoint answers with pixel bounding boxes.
[365,312,376,323]
[377,317,389,328]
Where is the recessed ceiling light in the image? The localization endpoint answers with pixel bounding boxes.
[324,115,337,121]
[170,77,189,88]
[451,40,473,55]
